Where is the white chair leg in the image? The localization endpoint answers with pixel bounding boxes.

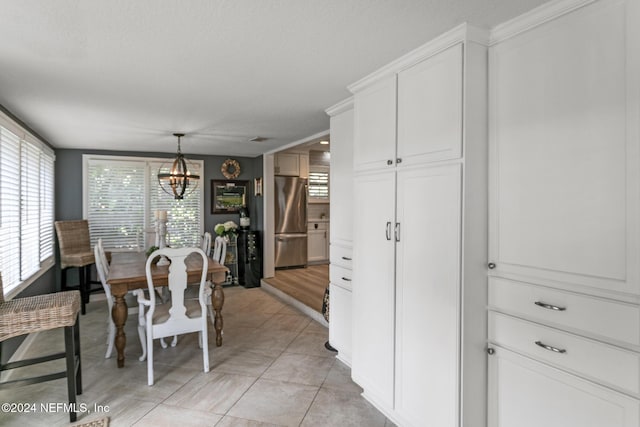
[202,320,209,373]
[138,324,147,362]
[138,304,147,361]
[170,335,177,347]
[198,331,203,349]
[160,338,168,348]
[147,333,154,386]
[105,321,115,359]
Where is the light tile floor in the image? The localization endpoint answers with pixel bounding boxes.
[0,286,396,427]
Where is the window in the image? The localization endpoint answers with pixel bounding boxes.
[0,115,55,298]
[308,167,330,200]
[83,155,203,252]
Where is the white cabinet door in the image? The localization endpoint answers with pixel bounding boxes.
[308,228,328,262]
[489,0,639,296]
[275,153,300,176]
[353,76,397,172]
[395,164,462,427]
[397,43,463,166]
[330,108,354,246]
[329,283,352,366]
[351,169,396,408]
[488,346,640,427]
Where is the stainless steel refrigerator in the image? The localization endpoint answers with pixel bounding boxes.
[274,176,307,268]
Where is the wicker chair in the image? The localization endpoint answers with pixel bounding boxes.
[55,220,102,315]
[0,274,82,422]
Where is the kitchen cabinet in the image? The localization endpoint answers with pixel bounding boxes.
[350,24,488,427]
[307,222,328,263]
[488,347,640,427]
[326,98,355,365]
[489,0,638,297]
[397,43,463,165]
[274,153,308,177]
[487,0,640,425]
[353,77,396,172]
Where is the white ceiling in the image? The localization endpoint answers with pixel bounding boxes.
[0,0,548,158]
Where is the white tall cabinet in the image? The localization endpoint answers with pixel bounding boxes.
[350,25,489,427]
[326,98,355,366]
[487,0,640,426]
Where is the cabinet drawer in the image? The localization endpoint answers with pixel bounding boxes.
[489,277,640,347]
[489,312,640,396]
[330,245,353,269]
[308,222,328,232]
[330,264,352,291]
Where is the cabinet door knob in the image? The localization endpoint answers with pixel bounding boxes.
[342,277,352,282]
[488,262,496,269]
[396,158,402,164]
[387,159,393,165]
[487,347,495,355]
[341,256,352,261]
[386,222,392,241]
[394,222,400,242]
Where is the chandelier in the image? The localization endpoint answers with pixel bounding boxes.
[158,133,200,199]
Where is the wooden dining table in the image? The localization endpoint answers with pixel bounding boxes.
[106,251,228,368]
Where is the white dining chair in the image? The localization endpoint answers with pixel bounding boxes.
[94,239,148,361]
[138,247,210,386]
[201,232,212,258]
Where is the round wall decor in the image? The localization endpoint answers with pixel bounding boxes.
[221,159,241,179]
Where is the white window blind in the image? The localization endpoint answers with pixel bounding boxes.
[0,121,55,297]
[21,141,41,278]
[0,128,22,291]
[150,161,201,248]
[86,159,145,250]
[84,156,203,251]
[40,151,55,261]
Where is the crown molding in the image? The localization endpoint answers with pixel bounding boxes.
[325,97,354,117]
[490,0,595,45]
[348,23,489,94]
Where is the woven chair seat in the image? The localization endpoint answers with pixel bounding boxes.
[0,290,81,342]
[60,250,95,269]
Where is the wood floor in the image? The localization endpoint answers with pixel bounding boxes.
[262,264,329,313]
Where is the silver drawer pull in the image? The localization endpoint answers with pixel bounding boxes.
[534,301,566,311]
[341,256,352,261]
[535,341,566,354]
[342,277,352,282]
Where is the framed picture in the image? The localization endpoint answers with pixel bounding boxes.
[211,180,248,214]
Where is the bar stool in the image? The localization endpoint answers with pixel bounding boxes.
[0,274,82,422]
[55,220,102,315]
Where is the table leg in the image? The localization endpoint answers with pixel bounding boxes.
[211,281,225,346]
[112,292,128,368]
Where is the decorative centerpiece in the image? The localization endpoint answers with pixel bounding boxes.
[214,221,238,241]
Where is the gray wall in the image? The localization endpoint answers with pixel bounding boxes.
[55,148,263,232]
[54,149,264,290]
